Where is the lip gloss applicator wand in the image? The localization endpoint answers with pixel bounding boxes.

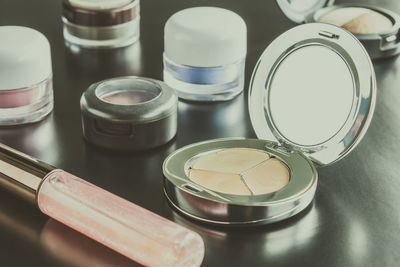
[0,143,204,267]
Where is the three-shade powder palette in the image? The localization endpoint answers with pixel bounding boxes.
[187,148,290,196]
[163,23,376,225]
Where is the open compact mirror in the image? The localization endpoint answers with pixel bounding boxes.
[276,0,400,59]
[163,23,376,225]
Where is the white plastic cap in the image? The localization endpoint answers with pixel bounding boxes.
[0,26,52,90]
[164,7,247,67]
[68,0,133,10]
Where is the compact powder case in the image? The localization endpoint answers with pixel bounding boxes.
[81,76,177,150]
[62,0,140,48]
[163,23,376,225]
[276,0,400,59]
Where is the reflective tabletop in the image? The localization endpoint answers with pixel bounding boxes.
[0,0,399,266]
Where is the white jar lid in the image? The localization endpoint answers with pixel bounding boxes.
[0,26,52,90]
[68,0,133,10]
[164,7,247,67]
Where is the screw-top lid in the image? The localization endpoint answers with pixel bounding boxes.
[164,7,247,67]
[0,26,52,90]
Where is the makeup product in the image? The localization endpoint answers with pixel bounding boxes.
[163,7,247,101]
[187,148,290,196]
[0,143,204,266]
[0,26,53,126]
[62,0,140,48]
[317,7,392,34]
[163,23,376,225]
[81,76,177,150]
[276,0,400,59]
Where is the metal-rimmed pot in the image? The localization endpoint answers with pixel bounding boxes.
[81,76,177,151]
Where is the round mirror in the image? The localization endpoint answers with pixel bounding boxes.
[249,23,376,166]
[268,45,354,146]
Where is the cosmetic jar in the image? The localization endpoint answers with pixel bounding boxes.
[276,0,400,59]
[81,76,177,150]
[0,26,53,126]
[163,7,247,101]
[62,0,140,48]
[163,23,376,225]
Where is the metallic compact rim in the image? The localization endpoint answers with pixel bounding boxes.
[81,76,177,122]
[80,76,177,150]
[307,4,400,59]
[163,138,318,225]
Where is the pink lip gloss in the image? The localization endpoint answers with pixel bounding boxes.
[0,143,204,266]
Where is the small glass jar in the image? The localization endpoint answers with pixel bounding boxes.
[62,0,140,48]
[0,26,53,126]
[163,7,247,101]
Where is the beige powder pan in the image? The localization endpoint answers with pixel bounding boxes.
[276,1,400,59]
[317,7,392,34]
[188,148,289,196]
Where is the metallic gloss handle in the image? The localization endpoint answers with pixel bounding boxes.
[0,143,54,204]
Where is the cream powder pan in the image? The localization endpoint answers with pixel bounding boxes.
[188,148,289,196]
[317,7,392,34]
[276,1,400,59]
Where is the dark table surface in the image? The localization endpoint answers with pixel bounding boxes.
[1,0,400,266]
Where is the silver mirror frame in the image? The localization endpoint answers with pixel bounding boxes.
[249,23,376,166]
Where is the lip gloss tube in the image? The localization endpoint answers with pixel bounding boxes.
[0,143,204,266]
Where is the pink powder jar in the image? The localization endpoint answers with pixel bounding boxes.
[80,76,178,150]
[0,26,54,126]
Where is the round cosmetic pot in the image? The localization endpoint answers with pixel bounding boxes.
[163,7,247,101]
[62,0,140,48]
[276,0,400,59]
[0,26,53,126]
[163,23,376,225]
[80,76,177,150]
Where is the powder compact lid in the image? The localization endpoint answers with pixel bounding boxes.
[0,26,52,90]
[276,0,333,23]
[81,76,177,150]
[164,7,247,67]
[249,23,376,166]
